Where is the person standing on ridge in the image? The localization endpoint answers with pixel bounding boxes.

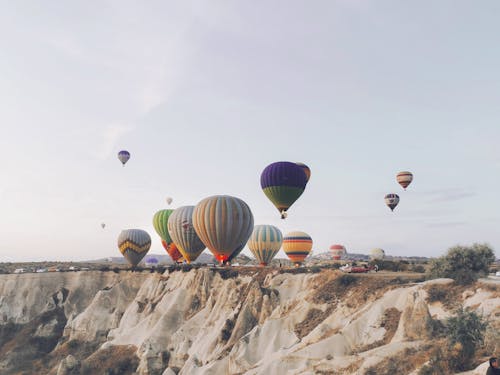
[486,357,500,375]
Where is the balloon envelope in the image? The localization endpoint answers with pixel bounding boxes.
[261,161,308,219]
[153,209,174,243]
[384,194,400,211]
[295,162,311,183]
[161,239,184,263]
[396,171,413,190]
[117,150,130,166]
[193,195,254,263]
[167,206,206,263]
[283,231,313,265]
[248,225,283,266]
[370,248,385,260]
[117,229,151,267]
[330,244,346,260]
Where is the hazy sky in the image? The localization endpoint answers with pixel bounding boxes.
[1,1,500,261]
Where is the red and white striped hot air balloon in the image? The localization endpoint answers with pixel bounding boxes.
[396,171,413,190]
[330,244,346,260]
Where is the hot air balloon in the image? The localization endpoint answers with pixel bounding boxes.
[247,225,282,266]
[153,209,182,262]
[384,193,400,211]
[193,195,254,264]
[161,239,184,263]
[370,248,385,260]
[153,210,174,242]
[117,150,130,166]
[145,257,159,267]
[101,223,106,229]
[283,231,313,266]
[396,171,413,190]
[117,229,151,267]
[167,206,206,263]
[166,197,173,205]
[330,244,346,260]
[295,162,311,183]
[261,161,308,219]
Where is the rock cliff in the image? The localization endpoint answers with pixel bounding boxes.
[0,269,498,374]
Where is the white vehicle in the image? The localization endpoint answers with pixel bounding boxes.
[13,268,25,274]
[496,271,500,277]
[36,268,47,273]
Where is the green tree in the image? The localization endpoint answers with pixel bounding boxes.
[445,308,488,371]
[428,243,495,284]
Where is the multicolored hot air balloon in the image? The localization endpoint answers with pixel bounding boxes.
[261,161,308,219]
[396,171,413,190]
[117,150,130,166]
[166,197,173,205]
[384,193,400,212]
[295,162,311,183]
[370,248,385,260]
[161,239,184,263]
[153,209,173,241]
[117,229,151,267]
[248,225,283,266]
[330,244,346,260]
[193,195,254,264]
[167,206,206,263]
[283,231,313,266]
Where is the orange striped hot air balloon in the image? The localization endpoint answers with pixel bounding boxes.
[283,231,312,266]
[396,171,413,190]
[330,244,346,260]
[193,195,254,264]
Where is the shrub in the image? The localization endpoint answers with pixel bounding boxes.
[426,285,447,303]
[337,274,356,287]
[428,243,495,285]
[445,308,488,371]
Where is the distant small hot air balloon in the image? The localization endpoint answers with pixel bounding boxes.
[248,225,283,266]
[117,150,130,166]
[193,195,254,264]
[145,257,159,266]
[261,161,308,219]
[166,197,173,205]
[295,162,311,183]
[370,248,385,260]
[101,223,106,229]
[117,229,151,267]
[167,206,206,263]
[161,240,184,263]
[330,244,346,260]
[283,231,313,266]
[384,194,400,212]
[396,171,413,190]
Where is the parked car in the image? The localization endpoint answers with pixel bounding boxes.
[36,268,47,273]
[13,268,25,274]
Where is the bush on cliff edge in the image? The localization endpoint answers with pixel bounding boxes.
[428,243,495,285]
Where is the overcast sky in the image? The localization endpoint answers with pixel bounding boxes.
[1,1,499,261]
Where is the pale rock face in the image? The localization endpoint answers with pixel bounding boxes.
[0,270,498,375]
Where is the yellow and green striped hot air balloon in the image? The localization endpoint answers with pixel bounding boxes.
[248,225,283,266]
[167,206,206,263]
[283,231,313,266]
[117,229,151,267]
[193,195,254,264]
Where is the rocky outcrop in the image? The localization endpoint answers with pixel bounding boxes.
[0,270,498,374]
